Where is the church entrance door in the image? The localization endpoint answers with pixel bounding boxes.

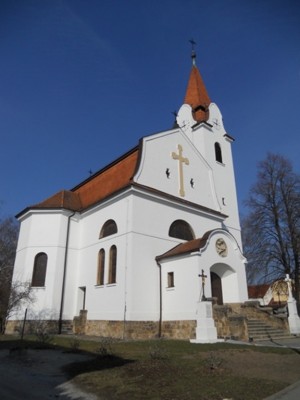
[210,272,223,305]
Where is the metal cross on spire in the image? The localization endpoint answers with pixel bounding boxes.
[189,39,197,65]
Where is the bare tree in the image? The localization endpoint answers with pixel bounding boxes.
[0,217,34,333]
[242,153,300,302]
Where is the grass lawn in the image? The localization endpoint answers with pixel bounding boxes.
[1,335,300,400]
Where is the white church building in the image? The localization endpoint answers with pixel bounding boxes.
[8,53,248,339]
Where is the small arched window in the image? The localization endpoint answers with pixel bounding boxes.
[97,249,105,286]
[108,245,117,284]
[32,252,47,287]
[215,142,223,163]
[99,219,118,239]
[169,220,195,241]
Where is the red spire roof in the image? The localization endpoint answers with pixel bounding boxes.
[184,59,211,122]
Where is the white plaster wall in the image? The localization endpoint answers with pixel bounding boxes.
[61,189,228,323]
[61,194,132,321]
[125,192,225,321]
[178,102,242,245]
[11,210,73,320]
[161,254,201,320]
[134,129,220,212]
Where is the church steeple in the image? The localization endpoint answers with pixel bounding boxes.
[184,50,211,122]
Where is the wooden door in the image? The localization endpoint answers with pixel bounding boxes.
[211,272,223,305]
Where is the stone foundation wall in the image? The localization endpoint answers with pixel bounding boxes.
[6,318,195,340]
[161,320,196,339]
[212,301,289,340]
[5,319,59,335]
[73,310,87,335]
[213,305,248,340]
[74,318,196,340]
[85,320,159,339]
[5,320,22,335]
[6,302,288,341]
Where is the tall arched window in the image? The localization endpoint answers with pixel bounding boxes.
[215,142,223,163]
[108,245,117,284]
[99,219,118,239]
[32,252,47,287]
[97,249,105,286]
[169,220,195,241]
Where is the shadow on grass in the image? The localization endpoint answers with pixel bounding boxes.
[63,354,135,379]
[0,336,135,380]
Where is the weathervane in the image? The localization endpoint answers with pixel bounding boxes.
[189,39,197,65]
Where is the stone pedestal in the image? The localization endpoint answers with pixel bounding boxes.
[287,298,300,335]
[285,274,300,335]
[190,301,222,343]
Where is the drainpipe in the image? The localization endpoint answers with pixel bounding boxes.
[58,211,75,334]
[156,259,162,338]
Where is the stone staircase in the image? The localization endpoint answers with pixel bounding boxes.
[247,319,292,341]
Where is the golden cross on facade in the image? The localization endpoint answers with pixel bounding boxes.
[172,144,189,197]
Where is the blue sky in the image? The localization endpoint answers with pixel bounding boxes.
[1,0,299,219]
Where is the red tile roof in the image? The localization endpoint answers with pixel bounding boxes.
[247,284,270,299]
[184,65,211,122]
[72,147,139,210]
[156,230,213,261]
[34,190,82,211]
[18,146,140,216]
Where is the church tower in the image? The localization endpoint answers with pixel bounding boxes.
[176,51,242,245]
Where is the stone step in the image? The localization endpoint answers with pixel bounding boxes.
[247,319,291,341]
[248,326,286,333]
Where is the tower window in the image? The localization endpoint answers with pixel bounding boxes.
[215,142,223,163]
[100,219,118,238]
[32,252,47,287]
[169,220,195,241]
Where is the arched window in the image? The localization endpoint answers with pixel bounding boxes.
[32,252,47,287]
[215,142,223,163]
[99,219,118,239]
[108,245,117,284]
[97,249,105,286]
[169,220,195,241]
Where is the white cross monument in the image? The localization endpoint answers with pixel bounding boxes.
[285,274,300,335]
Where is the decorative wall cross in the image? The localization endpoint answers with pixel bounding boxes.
[172,144,189,197]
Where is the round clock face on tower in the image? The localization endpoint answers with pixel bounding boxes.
[215,238,228,257]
